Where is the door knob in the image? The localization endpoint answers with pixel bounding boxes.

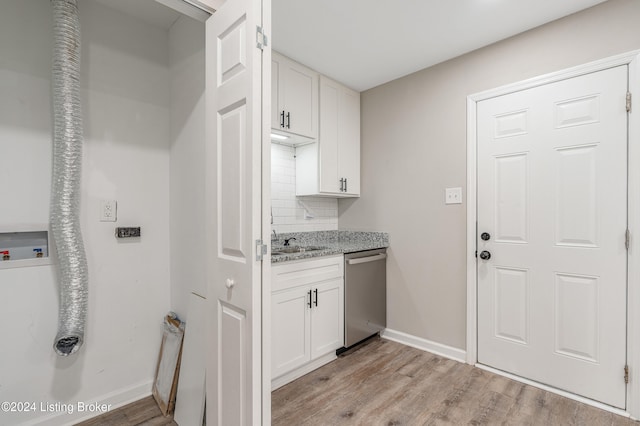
[481,232,491,241]
[225,278,235,289]
[479,251,491,260]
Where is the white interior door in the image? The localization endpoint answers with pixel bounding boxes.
[477,66,628,408]
[205,0,267,423]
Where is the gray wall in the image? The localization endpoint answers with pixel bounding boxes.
[338,0,640,350]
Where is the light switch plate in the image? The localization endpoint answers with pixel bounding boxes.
[445,187,463,205]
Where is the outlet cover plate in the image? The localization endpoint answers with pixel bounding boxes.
[445,187,463,205]
[100,200,117,222]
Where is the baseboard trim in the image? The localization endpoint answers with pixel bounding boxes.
[27,380,153,426]
[476,364,630,419]
[381,328,467,363]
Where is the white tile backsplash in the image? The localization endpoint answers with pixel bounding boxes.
[271,143,338,233]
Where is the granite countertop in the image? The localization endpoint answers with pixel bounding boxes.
[271,230,389,263]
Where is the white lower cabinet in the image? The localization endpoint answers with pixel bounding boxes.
[271,255,344,389]
[310,279,344,358]
[272,286,312,377]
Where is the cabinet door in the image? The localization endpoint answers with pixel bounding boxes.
[271,56,281,130]
[319,76,360,196]
[319,77,340,193]
[310,278,344,359]
[272,286,311,379]
[338,87,360,195]
[273,52,318,139]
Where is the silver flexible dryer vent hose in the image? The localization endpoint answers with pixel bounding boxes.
[50,0,88,356]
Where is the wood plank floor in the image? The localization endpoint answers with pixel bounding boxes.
[78,337,636,425]
[272,337,636,425]
[75,396,176,426]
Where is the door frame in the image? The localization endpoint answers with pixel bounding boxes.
[261,5,273,424]
[466,49,640,418]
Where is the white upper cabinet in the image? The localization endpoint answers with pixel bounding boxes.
[320,76,360,196]
[271,52,318,139]
[296,76,361,197]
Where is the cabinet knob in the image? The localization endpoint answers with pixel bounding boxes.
[225,278,236,289]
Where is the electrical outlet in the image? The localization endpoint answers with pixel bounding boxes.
[100,200,117,222]
[445,187,463,205]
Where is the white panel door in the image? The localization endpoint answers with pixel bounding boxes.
[477,66,628,408]
[205,0,268,423]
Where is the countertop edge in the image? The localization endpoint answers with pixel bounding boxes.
[271,243,388,263]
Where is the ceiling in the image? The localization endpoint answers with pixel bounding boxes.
[272,0,608,91]
[89,0,210,28]
[89,0,608,92]
[91,0,182,29]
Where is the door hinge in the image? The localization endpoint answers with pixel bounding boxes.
[256,26,268,50]
[256,239,267,261]
[626,229,631,250]
[627,92,632,113]
[625,365,630,384]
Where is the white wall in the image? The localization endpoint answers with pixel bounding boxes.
[169,16,206,319]
[0,1,171,424]
[338,0,640,351]
[271,143,338,233]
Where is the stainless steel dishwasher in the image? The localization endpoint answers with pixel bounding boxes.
[341,248,387,351]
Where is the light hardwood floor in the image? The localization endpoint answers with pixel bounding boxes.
[272,337,636,425]
[78,337,636,425]
[75,396,176,426]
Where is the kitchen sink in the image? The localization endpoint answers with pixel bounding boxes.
[272,246,328,255]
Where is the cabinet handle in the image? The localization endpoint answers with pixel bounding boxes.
[346,253,387,265]
[344,178,348,192]
[280,110,285,128]
[286,112,291,129]
[314,288,318,307]
[307,289,312,308]
[339,178,344,192]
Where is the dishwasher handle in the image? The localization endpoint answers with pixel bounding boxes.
[346,253,387,265]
